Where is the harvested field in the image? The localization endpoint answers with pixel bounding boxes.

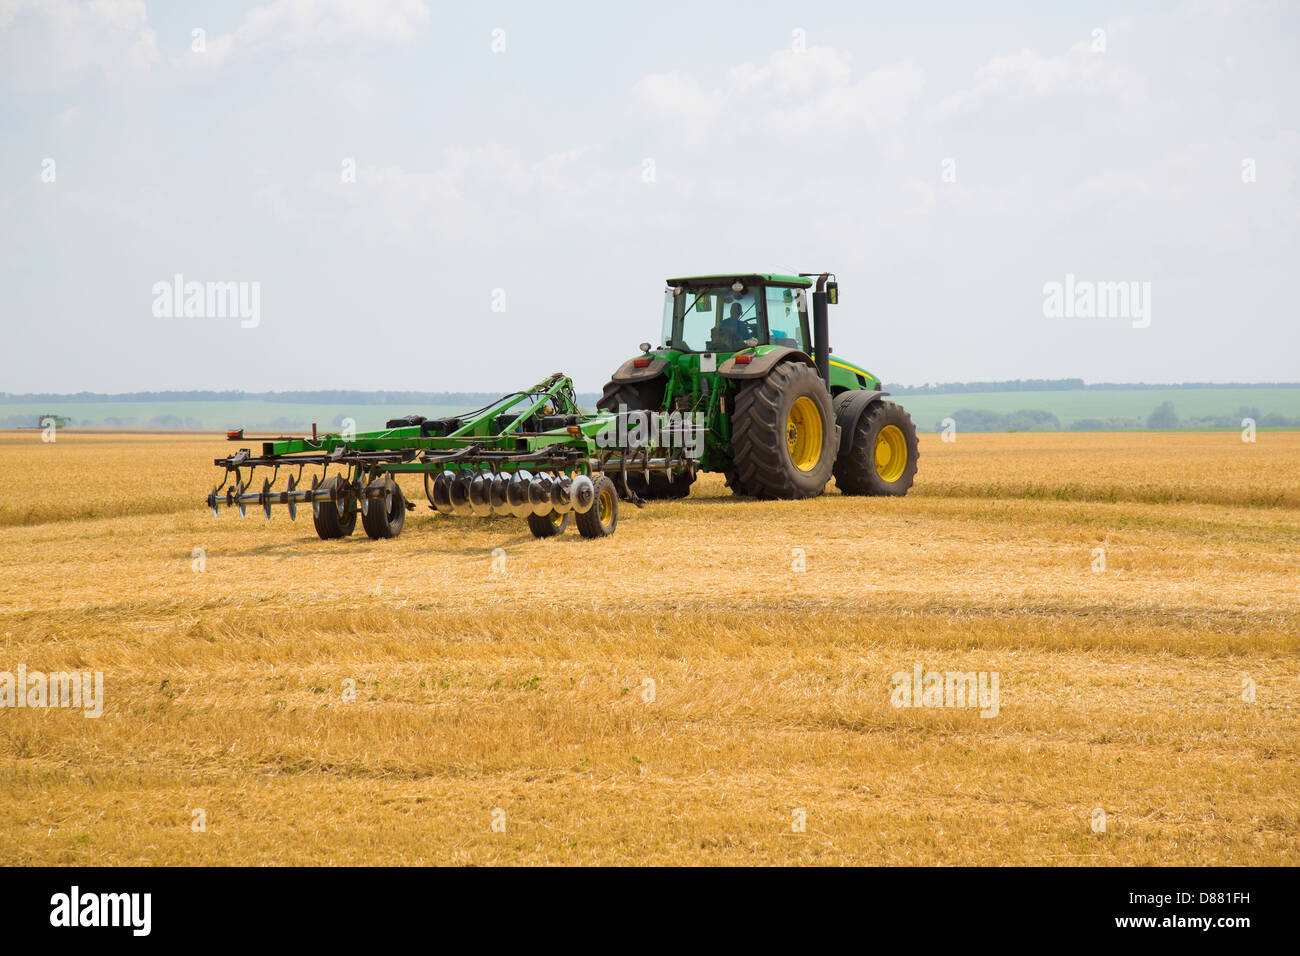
[1,430,1296,864]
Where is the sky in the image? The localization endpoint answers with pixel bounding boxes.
[1,0,1297,395]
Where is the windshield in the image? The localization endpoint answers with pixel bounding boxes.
[662,285,760,352]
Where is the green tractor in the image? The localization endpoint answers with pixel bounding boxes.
[597,272,919,500]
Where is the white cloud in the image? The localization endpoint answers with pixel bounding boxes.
[0,0,158,86]
[255,182,299,225]
[182,0,430,71]
[634,48,927,148]
[934,43,1147,120]
[309,145,616,246]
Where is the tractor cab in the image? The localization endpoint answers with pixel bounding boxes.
[662,274,813,354]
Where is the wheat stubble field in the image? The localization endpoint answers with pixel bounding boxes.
[0,429,1296,865]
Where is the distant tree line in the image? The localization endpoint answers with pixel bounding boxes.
[886,380,1300,395]
[937,409,1063,432]
[935,403,1300,432]
[888,379,1085,395]
[1139,402,1300,430]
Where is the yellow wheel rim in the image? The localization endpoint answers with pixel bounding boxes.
[785,396,823,472]
[874,424,908,482]
[597,488,613,524]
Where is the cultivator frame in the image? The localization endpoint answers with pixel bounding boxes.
[206,373,700,539]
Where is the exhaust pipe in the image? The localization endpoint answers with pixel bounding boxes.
[811,272,832,389]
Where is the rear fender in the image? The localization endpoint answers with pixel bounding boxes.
[832,389,889,455]
[610,357,670,385]
[718,347,814,381]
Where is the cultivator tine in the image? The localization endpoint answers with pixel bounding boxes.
[409,467,599,519]
[507,470,532,518]
[429,470,454,513]
[489,473,511,513]
[450,474,473,517]
[469,473,493,517]
[286,474,298,521]
[569,474,595,514]
[551,474,572,512]
[528,473,553,516]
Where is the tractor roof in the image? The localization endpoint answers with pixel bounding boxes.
[666,273,813,289]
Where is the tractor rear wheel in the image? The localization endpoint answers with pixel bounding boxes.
[724,469,756,497]
[596,379,695,500]
[833,400,919,496]
[361,476,407,539]
[731,361,837,499]
[575,475,618,538]
[312,475,357,539]
[526,510,569,538]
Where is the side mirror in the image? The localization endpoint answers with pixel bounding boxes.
[826,281,839,305]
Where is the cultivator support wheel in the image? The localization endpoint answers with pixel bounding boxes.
[361,477,406,540]
[311,475,357,539]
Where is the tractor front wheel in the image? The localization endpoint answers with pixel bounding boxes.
[833,400,919,496]
[730,361,837,499]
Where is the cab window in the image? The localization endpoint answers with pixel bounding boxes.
[765,287,808,351]
[666,285,760,352]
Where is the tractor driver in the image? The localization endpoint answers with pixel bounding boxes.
[715,301,751,351]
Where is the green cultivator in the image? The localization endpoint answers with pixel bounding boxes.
[207,271,919,540]
[207,373,697,539]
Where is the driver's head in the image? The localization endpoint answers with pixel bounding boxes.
[729,302,743,320]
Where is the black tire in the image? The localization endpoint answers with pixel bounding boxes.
[575,475,618,538]
[597,377,664,414]
[361,476,407,539]
[833,400,919,496]
[627,469,694,500]
[526,510,569,538]
[731,361,837,499]
[596,378,696,500]
[312,475,357,539]
[724,469,756,497]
